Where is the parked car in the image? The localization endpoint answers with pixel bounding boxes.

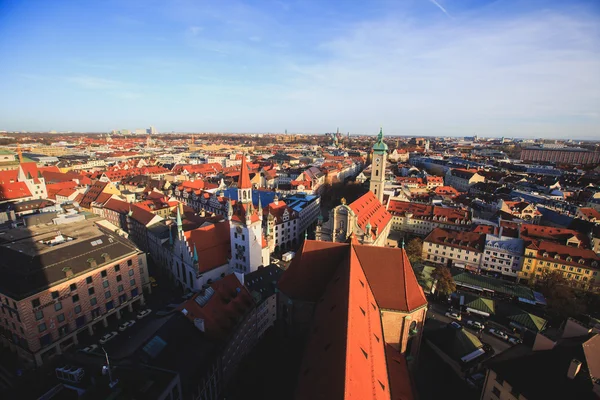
[79,344,98,353]
[118,320,136,332]
[136,309,152,319]
[489,328,509,340]
[467,320,485,330]
[508,337,522,345]
[445,311,462,321]
[99,332,118,344]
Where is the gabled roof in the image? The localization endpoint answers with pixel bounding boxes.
[355,245,427,312]
[0,182,32,201]
[184,221,231,273]
[349,191,392,239]
[180,274,254,340]
[294,243,414,400]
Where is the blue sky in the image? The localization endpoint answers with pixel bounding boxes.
[0,0,599,138]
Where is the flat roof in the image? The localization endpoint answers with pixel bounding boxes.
[0,218,140,299]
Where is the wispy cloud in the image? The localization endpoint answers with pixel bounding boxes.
[188,26,203,36]
[428,0,452,18]
[280,9,600,137]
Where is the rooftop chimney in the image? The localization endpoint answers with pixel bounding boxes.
[567,359,582,380]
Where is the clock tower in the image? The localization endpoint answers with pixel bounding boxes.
[228,155,265,274]
[370,127,388,203]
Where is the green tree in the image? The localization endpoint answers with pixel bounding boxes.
[405,238,424,264]
[536,270,586,320]
[431,266,456,297]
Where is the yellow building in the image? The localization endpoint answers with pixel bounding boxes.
[520,242,600,292]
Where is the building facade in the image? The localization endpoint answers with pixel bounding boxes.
[0,218,146,367]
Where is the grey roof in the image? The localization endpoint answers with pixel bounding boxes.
[0,218,140,299]
[245,264,284,305]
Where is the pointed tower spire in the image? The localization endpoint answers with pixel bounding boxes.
[169,225,174,245]
[176,205,183,237]
[238,154,252,204]
[227,199,233,221]
[193,244,199,263]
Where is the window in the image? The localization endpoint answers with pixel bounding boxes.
[114,265,120,272]
[57,313,65,323]
[31,298,40,308]
[86,276,93,284]
[118,285,124,293]
[74,305,82,314]
[88,287,95,295]
[69,283,77,291]
[105,291,111,299]
[38,323,47,333]
[35,310,44,321]
[90,297,97,306]
[54,302,62,311]
[492,386,501,397]
[72,294,79,303]
[103,280,109,288]
[101,270,107,278]
[128,259,133,267]
[129,269,134,277]
[495,375,504,385]
[130,279,136,286]
[51,291,59,299]
[116,275,122,282]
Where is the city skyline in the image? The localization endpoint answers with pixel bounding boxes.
[1,0,599,138]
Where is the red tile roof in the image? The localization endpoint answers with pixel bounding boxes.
[291,241,421,400]
[424,228,486,253]
[354,245,427,312]
[349,191,392,239]
[185,221,231,273]
[0,182,32,201]
[180,274,254,340]
[79,181,109,208]
[237,155,252,189]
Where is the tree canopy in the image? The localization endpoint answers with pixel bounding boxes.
[431,265,456,296]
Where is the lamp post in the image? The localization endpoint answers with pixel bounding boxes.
[102,346,119,389]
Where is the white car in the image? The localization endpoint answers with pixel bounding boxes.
[467,320,485,330]
[508,337,522,345]
[99,331,118,344]
[79,344,98,353]
[489,328,509,340]
[445,311,462,321]
[118,320,136,332]
[136,309,152,320]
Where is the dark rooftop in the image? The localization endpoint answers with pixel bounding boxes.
[0,217,140,299]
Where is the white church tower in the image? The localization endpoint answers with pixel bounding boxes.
[228,155,265,274]
[369,127,388,204]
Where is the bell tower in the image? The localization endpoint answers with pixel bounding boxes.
[370,127,388,203]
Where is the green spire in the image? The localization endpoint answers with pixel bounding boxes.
[193,244,199,263]
[373,126,388,153]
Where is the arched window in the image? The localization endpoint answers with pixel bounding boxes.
[189,271,194,287]
[375,170,379,177]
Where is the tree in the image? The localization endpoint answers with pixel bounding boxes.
[536,270,586,321]
[405,238,423,264]
[431,266,456,297]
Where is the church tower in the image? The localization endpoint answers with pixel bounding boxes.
[370,127,388,203]
[229,155,264,274]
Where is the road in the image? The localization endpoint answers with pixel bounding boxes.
[427,302,511,355]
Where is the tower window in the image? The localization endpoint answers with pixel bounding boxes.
[375,170,379,177]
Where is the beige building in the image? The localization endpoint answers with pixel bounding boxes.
[423,228,486,271]
[445,168,485,192]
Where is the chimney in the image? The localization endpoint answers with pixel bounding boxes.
[567,359,582,380]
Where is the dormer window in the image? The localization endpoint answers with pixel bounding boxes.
[566,257,572,262]
[543,252,549,258]
[578,259,585,265]
[554,255,560,260]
